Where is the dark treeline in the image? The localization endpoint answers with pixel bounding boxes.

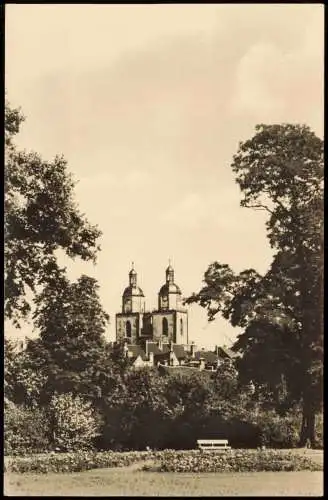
[6,340,322,454]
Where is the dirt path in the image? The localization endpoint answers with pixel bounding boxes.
[120,458,158,471]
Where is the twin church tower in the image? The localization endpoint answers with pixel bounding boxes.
[116,263,189,346]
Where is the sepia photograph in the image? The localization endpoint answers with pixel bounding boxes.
[4,3,323,496]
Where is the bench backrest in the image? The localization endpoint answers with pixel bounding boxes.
[197,439,229,446]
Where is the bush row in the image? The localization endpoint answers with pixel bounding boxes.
[5,395,323,454]
[152,449,323,473]
[4,450,155,474]
[5,448,322,474]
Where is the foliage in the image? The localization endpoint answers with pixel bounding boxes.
[186,124,323,445]
[249,410,302,449]
[6,448,322,475]
[25,273,110,403]
[4,337,20,400]
[213,361,239,400]
[5,337,48,407]
[164,371,213,419]
[4,450,155,474]
[100,368,170,450]
[154,449,322,473]
[48,393,100,452]
[4,359,315,454]
[93,365,307,451]
[4,402,51,456]
[314,411,323,449]
[98,368,222,451]
[5,100,101,326]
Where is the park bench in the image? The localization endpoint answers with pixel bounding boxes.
[197,439,231,452]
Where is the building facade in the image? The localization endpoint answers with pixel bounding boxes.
[115,264,239,371]
[116,263,189,346]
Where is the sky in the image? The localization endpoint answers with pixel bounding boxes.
[5,4,324,348]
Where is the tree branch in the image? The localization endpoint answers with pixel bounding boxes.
[243,201,274,215]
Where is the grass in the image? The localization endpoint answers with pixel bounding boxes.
[4,449,323,496]
[5,468,323,496]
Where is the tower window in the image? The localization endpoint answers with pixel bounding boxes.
[180,318,183,336]
[126,321,132,338]
[162,317,168,336]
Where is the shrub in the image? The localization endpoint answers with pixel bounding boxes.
[257,411,301,448]
[154,449,322,473]
[4,450,154,474]
[5,449,322,475]
[314,412,323,449]
[49,393,100,452]
[4,401,51,455]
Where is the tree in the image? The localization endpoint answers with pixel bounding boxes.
[165,372,213,420]
[4,401,51,455]
[186,124,323,446]
[4,337,47,408]
[119,368,169,449]
[26,271,110,403]
[5,99,102,326]
[4,337,19,402]
[49,393,100,451]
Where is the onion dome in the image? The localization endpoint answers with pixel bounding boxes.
[159,282,181,295]
[124,262,144,296]
[123,285,144,297]
[159,261,182,295]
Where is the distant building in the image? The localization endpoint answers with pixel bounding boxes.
[115,264,239,372]
[116,263,188,346]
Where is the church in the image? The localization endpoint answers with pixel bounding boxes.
[116,263,189,347]
[115,264,238,371]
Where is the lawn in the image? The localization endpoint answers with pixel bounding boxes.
[5,468,323,496]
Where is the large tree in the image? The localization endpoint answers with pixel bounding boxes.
[25,270,110,403]
[5,100,101,326]
[186,124,323,446]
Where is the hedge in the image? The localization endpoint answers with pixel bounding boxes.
[150,449,323,473]
[4,450,154,474]
[5,449,322,474]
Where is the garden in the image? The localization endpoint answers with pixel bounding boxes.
[5,448,323,475]
[4,448,324,496]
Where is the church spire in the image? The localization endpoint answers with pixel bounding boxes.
[129,261,137,287]
[166,259,174,284]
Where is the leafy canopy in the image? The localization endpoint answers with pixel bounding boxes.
[5,100,102,326]
[186,124,323,443]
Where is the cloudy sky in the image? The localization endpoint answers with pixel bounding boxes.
[5,4,324,348]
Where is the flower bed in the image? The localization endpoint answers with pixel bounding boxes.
[5,448,322,474]
[4,450,155,474]
[149,449,322,473]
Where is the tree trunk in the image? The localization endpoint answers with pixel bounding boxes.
[299,396,316,447]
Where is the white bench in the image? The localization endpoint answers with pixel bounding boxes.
[197,439,231,452]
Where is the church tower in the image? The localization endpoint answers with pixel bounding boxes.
[116,264,148,344]
[122,264,145,314]
[152,262,188,345]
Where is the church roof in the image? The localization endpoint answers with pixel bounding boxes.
[146,343,163,355]
[128,345,147,361]
[159,283,181,295]
[123,285,144,297]
[172,344,188,359]
[154,351,176,363]
[144,342,188,360]
[194,350,218,364]
[158,365,213,378]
